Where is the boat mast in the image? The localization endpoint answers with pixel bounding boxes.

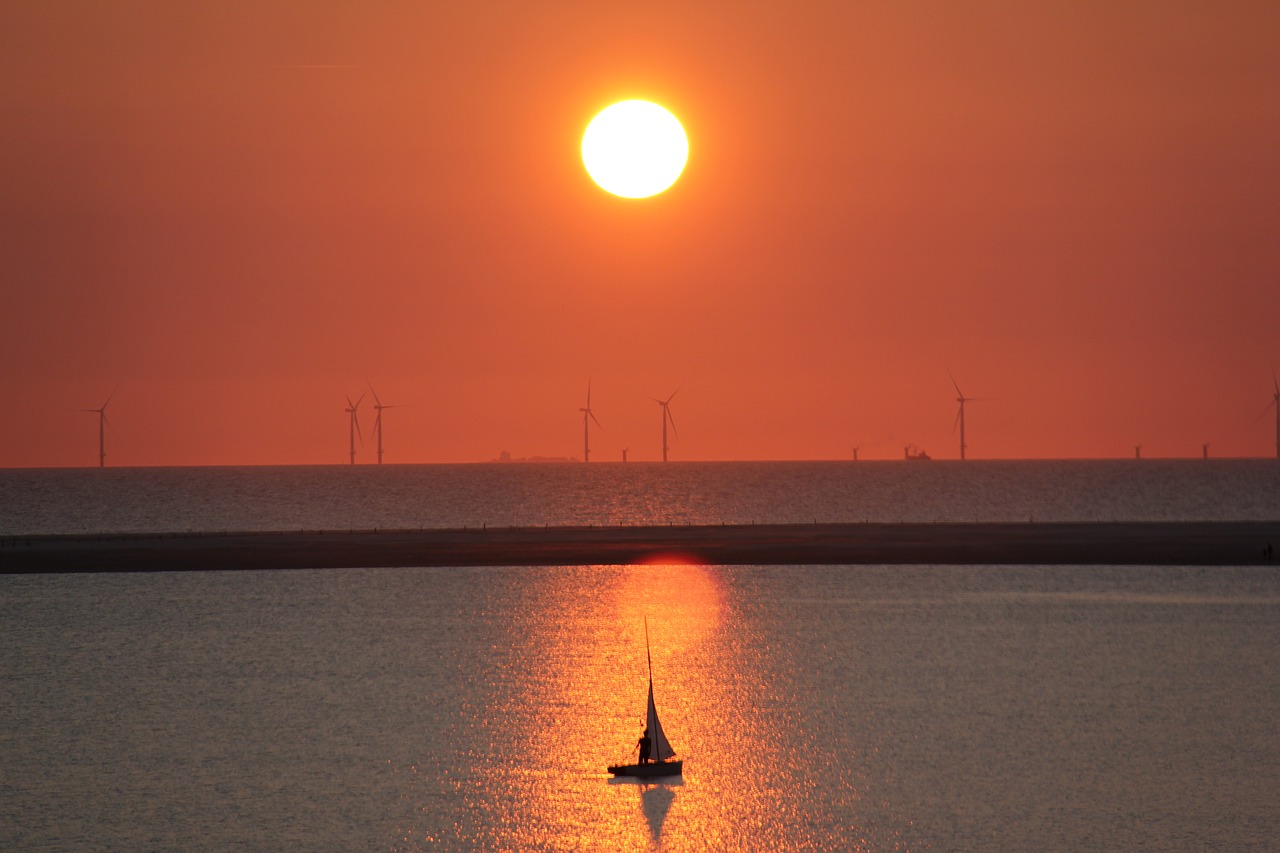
[644,616,654,763]
[644,616,653,685]
[640,615,677,763]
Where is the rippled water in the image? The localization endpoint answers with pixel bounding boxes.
[2,461,1278,850]
[3,563,1278,851]
[2,459,1279,534]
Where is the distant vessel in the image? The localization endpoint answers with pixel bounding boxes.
[492,451,576,463]
[607,619,683,778]
[904,445,931,461]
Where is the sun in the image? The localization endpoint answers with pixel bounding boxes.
[582,100,689,199]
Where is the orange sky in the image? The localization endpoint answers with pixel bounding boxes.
[3,2,1278,466]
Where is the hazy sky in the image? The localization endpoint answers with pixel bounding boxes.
[3,1,1278,466]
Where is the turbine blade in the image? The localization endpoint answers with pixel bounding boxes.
[952,407,962,432]
[666,407,679,438]
[948,371,962,397]
[590,410,603,429]
[367,379,381,408]
[666,386,681,404]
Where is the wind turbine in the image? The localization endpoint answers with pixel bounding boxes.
[345,393,364,465]
[579,380,602,462]
[368,383,398,465]
[1264,371,1280,459]
[81,389,115,468]
[950,374,987,461]
[654,388,679,462]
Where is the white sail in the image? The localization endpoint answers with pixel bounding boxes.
[645,679,676,762]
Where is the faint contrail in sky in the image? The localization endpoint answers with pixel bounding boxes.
[268,64,358,70]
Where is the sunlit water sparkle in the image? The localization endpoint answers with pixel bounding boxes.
[2,461,1278,850]
[1,459,1278,535]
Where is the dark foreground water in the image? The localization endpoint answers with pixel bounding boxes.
[3,563,1278,851]
[2,461,1278,850]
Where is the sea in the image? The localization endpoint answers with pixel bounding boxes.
[2,460,1278,851]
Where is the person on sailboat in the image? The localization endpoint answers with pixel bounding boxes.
[637,728,652,764]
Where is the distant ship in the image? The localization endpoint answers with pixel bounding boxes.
[492,451,576,463]
[904,445,931,461]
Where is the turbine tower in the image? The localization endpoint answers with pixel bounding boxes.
[950,374,986,461]
[345,393,364,465]
[368,383,398,465]
[1266,371,1280,459]
[654,388,679,462]
[81,390,114,468]
[579,380,602,462]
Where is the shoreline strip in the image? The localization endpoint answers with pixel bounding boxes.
[2,521,1278,573]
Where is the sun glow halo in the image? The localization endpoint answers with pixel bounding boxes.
[582,100,688,199]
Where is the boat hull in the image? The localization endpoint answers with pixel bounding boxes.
[607,760,683,778]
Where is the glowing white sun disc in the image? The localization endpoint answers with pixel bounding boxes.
[582,100,688,198]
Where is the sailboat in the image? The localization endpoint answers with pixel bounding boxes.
[608,618,684,778]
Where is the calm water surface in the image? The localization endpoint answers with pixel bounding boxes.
[2,459,1278,534]
[3,563,1278,851]
[2,461,1278,850]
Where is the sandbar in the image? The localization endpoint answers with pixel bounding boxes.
[2,521,1278,573]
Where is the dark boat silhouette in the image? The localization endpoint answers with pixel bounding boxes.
[608,619,683,778]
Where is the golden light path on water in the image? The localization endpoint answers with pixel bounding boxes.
[408,560,898,852]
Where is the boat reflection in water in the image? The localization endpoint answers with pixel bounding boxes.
[510,560,721,849]
[640,782,678,843]
[389,548,901,845]
[388,559,900,852]
[477,558,834,851]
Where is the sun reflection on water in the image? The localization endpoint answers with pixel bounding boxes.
[394,563,894,851]
[510,562,823,850]
[507,561,727,850]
